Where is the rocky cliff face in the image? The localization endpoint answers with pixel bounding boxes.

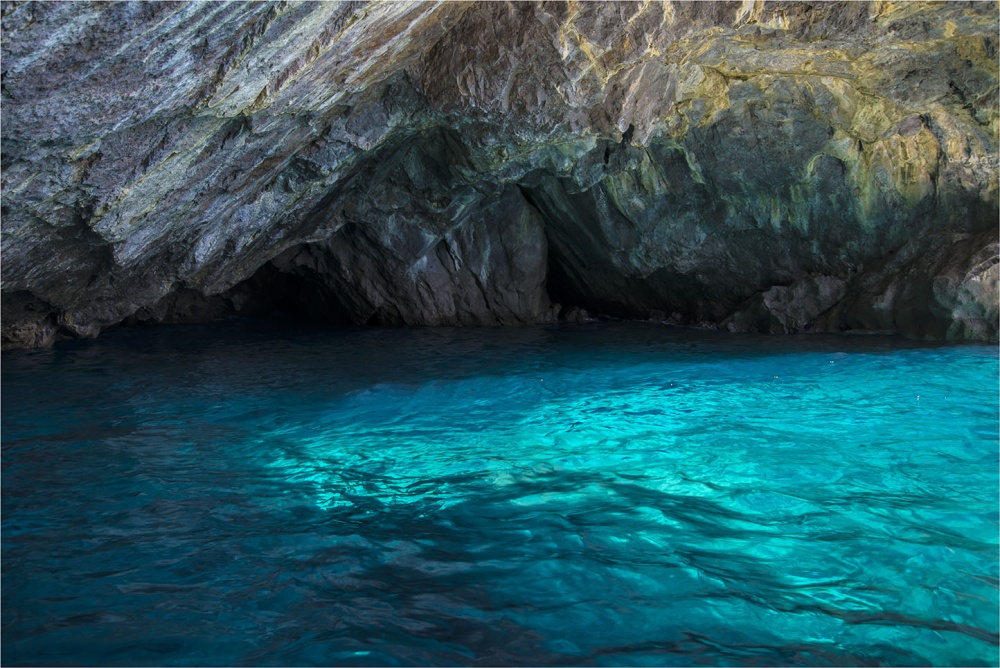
[2,0,997,348]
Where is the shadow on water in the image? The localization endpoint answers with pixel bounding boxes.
[3,319,984,397]
[5,461,994,665]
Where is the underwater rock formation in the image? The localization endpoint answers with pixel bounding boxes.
[2,0,997,347]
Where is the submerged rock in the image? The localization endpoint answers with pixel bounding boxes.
[2,1,997,347]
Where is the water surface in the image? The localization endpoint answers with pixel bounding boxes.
[3,322,998,666]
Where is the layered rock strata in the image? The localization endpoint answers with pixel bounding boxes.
[2,0,997,348]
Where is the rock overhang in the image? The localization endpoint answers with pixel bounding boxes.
[1,0,997,348]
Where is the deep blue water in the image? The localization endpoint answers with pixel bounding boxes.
[2,321,998,666]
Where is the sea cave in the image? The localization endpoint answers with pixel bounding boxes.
[1,1,998,665]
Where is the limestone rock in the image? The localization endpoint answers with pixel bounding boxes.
[2,1,997,347]
[724,275,847,334]
[814,230,1000,340]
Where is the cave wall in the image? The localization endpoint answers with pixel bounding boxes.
[1,0,997,348]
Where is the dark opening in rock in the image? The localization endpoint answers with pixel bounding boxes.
[544,241,592,318]
[621,123,635,144]
[225,260,355,325]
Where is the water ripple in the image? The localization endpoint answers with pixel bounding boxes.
[2,322,997,666]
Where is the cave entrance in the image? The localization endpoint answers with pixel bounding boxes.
[227,258,355,325]
[543,238,593,316]
[518,181,616,319]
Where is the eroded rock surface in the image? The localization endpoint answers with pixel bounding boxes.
[2,0,997,347]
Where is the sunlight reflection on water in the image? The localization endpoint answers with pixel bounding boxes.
[2,321,997,666]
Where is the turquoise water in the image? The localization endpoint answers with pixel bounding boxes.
[2,322,997,666]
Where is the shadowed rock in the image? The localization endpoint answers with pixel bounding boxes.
[1,0,996,347]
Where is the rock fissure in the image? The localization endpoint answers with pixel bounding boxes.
[2,0,997,348]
